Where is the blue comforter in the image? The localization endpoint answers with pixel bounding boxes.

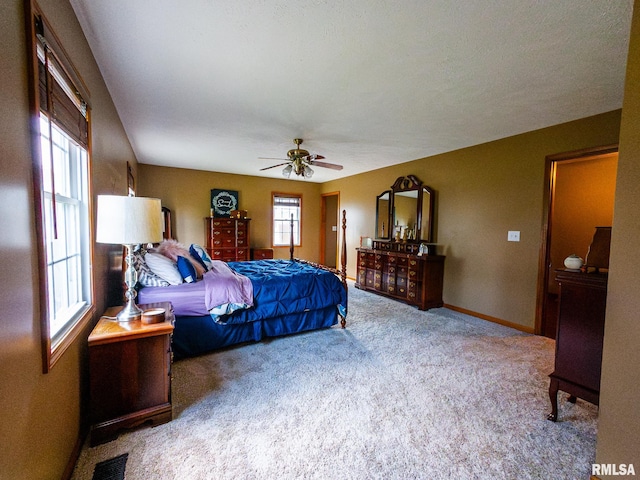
[215,259,347,325]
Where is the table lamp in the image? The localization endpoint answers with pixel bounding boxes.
[96,195,163,321]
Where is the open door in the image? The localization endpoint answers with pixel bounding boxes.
[320,192,339,268]
[536,145,618,338]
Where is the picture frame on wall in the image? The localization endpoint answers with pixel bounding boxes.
[210,189,239,217]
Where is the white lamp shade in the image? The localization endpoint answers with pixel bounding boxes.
[96,195,163,245]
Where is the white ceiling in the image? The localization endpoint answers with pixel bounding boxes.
[70,1,633,183]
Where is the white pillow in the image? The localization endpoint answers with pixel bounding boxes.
[144,252,183,285]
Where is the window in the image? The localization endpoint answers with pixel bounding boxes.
[39,116,91,341]
[272,194,302,247]
[27,5,94,372]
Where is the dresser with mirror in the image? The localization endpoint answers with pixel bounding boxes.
[356,175,445,310]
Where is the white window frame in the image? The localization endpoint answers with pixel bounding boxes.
[272,193,302,247]
[39,116,92,344]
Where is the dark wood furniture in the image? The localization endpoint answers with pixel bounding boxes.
[356,243,445,310]
[205,217,250,261]
[162,206,172,239]
[251,248,274,260]
[89,302,174,445]
[376,175,434,243]
[360,175,444,310]
[548,270,607,421]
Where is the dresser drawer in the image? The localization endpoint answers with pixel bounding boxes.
[212,237,235,247]
[210,227,235,239]
[251,248,274,260]
[210,218,234,228]
[210,248,236,260]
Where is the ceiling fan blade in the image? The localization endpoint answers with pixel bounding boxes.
[259,162,291,171]
[308,160,343,170]
[305,154,325,160]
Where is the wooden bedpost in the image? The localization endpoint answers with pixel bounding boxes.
[340,209,347,327]
[340,210,347,286]
[289,213,295,261]
[288,209,348,328]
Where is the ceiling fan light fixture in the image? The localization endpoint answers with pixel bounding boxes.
[261,138,342,179]
[304,166,314,178]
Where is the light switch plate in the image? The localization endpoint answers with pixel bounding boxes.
[508,231,520,242]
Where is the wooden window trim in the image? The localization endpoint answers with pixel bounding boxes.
[271,192,303,249]
[25,0,95,373]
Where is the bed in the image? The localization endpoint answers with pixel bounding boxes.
[137,211,348,359]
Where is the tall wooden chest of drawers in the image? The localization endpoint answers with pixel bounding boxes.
[205,217,250,261]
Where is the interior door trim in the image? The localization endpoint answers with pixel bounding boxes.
[320,192,340,267]
[534,144,618,335]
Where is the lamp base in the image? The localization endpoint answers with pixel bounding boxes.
[116,300,143,322]
[118,244,142,322]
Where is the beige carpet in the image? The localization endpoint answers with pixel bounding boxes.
[72,282,597,479]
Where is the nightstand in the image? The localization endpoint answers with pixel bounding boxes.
[89,302,174,445]
[251,248,274,260]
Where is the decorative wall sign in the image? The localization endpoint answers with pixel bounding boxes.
[210,189,239,217]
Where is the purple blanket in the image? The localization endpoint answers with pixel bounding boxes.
[204,260,254,315]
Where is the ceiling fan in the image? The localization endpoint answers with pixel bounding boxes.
[259,138,343,178]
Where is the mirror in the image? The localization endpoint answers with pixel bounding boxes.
[376,191,391,239]
[393,190,418,240]
[379,175,434,243]
[420,186,434,243]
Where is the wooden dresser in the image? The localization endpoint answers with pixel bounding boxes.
[89,302,174,445]
[548,269,607,421]
[205,217,250,261]
[355,242,445,310]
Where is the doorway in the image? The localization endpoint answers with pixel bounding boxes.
[536,145,618,338]
[320,192,340,268]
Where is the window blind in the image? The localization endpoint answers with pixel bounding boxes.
[36,16,88,148]
[273,196,301,207]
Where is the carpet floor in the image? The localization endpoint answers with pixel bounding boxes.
[71,282,597,479]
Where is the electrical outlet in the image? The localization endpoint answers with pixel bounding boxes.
[508,231,520,242]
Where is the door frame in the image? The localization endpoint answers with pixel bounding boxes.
[534,144,618,335]
[320,192,340,267]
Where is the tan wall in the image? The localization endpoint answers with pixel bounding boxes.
[0,0,137,478]
[596,0,640,474]
[323,110,622,330]
[137,165,323,262]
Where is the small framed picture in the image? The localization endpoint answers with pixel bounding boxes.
[360,236,373,248]
[210,189,239,217]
